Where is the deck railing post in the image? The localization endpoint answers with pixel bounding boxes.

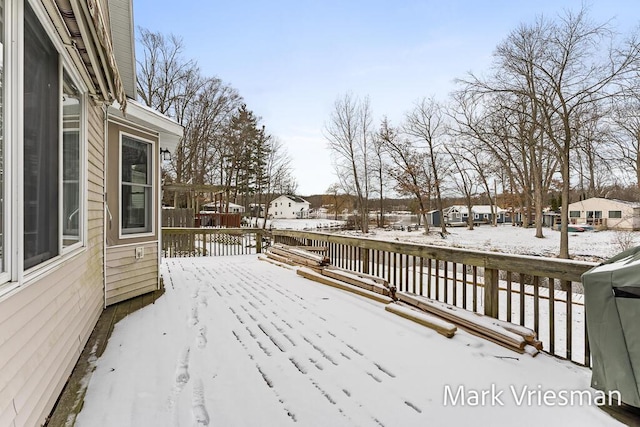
[256,230,262,253]
[362,248,370,274]
[484,267,499,318]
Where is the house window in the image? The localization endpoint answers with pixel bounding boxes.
[23,3,60,269]
[63,72,82,247]
[121,135,152,234]
[0,1,87,282]
[609,210,622,219]
[569,211,580,218]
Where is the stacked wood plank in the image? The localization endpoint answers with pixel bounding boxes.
[265,244,330,270]
[297,268,393,304]
[385,304,457,338]
[321,266,394,298]
[396,291,541,356]
[264,244,541,354]
[294,245,329,254]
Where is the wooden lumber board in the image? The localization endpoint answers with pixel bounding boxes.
[460,324,527,355]
[268,247,325,268]
[397,292,526,350]
[488,317,537,342]
[269,246,327,267]
[296,268,393,304]
[265,252,296,266]
[385,304,456,338]
[287,246,329,264]
[321,268,389,296]
[325,265,389,287]
[272,244,330,265]
[524,344,540,357]
[295,246,328,253]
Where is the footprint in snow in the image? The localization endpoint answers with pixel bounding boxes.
[189,306,199,326]
[176,346,191,385]
[192,379,210,426]
[197,326,207,349]
[168,346,191,410]
[199,294,208,307]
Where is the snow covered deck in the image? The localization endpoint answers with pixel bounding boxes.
[75,255,622,426]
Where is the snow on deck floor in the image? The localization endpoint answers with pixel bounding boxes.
[76,255,621,427]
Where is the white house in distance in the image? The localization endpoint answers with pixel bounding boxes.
[269,195,311,219]
[202,201,246,214]
[568,197,640,230]
[443,205,506,226]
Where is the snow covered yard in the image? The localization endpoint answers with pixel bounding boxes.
[265,218,637,261]
[75,255,622,426]
[353,225,635,261]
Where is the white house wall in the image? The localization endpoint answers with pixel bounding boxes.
[0,105,105,427]
[568,198,639,230]
[269,196,310,219]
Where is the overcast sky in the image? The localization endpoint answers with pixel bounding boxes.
[133,0,639,196]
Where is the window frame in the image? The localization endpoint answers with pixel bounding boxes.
[608,210,622,219]
[60,69,87,254]
[0,0,12,286]
[0,0,88,291]
[119,131,155,239]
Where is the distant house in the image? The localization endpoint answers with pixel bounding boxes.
[426,209,442,227]
[249,203,266,217]
[444,205,506,226]
[269,195,311,219]
[567,198,640,230]
[310,207,329,219]
[202,201,245,214]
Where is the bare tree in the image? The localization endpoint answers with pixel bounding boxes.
[444,143,479,229]
[324,183,349,220]
[136,28,244,210]
[404,97,448,235]
[260,137,295,228]
[458,8,640,257]
[325,93,373,233]
[136,28,198,116]
[377,118,432,232]
[610,95,640,187]
[371,119,389,228]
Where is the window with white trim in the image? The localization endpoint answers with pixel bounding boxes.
[63,72,82,247]
[23,1,60,269]
[1,1,87,278]
[121,135,152,234]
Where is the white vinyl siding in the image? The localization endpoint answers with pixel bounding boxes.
[105,242,158,306]
[0,101,104,427]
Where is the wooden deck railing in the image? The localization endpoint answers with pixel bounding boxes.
[162,227,267,257]
[271,229,598,366]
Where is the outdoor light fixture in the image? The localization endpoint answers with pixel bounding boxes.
[160,148,172,161]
